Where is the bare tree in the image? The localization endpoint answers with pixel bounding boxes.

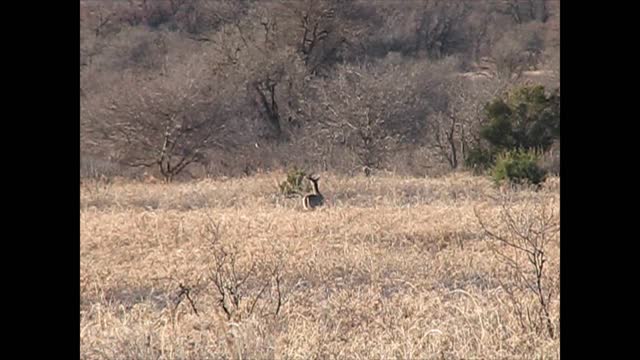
[223,0,380,143]
[293,0,340,69]
[80,1,122,76]
[491,22,546,78]
[495,0,549,24]
[205,219,290,322]
[206,3,310,143]
[429,75,511,169]
[241,0,381,74]
[247,58,306,142]
[85,59,244,182]
[369,0,472,60]
[412,0,471,58]
[306,59,453,174]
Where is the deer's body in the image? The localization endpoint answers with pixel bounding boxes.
[303,175,324,210]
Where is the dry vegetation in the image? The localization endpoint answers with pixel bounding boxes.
[81,0,560,179]
[80,172,559,359]
[80,1,561,357]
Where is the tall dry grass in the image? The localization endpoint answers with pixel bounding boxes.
[81,171,559,359]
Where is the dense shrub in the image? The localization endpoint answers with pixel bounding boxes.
[467,85,560,171]
[492,149,547,185]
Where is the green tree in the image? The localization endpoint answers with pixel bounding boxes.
[482,85,559,151]
[467,85,559,169]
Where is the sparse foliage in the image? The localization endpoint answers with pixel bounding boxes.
[207,221,290,322]
[306,59,453,174]
[84,59,246,182]
[475,196,559,339]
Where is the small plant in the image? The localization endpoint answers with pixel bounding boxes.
[492,149,547,185]
[201,217,290,359]
[475,197,559,339]
[278,167,311,197]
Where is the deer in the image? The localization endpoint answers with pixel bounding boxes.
[302,174,324,210]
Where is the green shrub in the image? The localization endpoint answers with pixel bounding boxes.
[466,85,560,175]
[482,85,560,152]
[278,167,311,196]
[492,149,547,185]
[465,148,495,173]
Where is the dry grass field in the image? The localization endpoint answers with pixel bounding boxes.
[80,171,560,359]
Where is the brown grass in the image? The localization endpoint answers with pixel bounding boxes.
[80,171,560,359]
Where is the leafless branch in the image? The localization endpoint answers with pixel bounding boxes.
[175,283,199,316]
[474,199,558,339]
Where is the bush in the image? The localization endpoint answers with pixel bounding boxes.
[466,85,560,175]
[465,148,495,173]
[278,167,311,196]
[492,149,547,185]
[482,85,560,152]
